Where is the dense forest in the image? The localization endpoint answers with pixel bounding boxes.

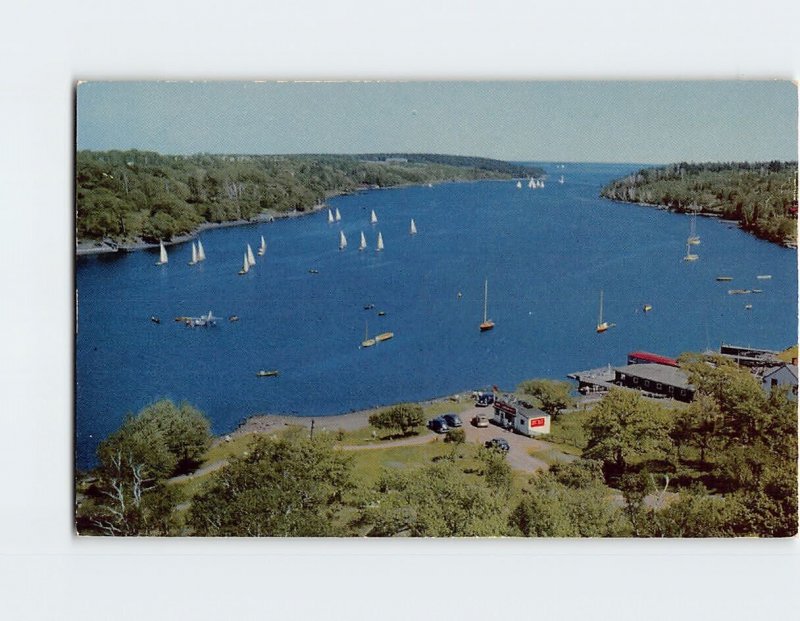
[76,353,797,537]
[600,161,798,246]
[76,150,543,244]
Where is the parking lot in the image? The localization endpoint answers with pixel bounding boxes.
[441,404,563,473]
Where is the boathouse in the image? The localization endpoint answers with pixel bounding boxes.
[614,363,694,402]
[719,343,780,368]
[627,351,679,367]
[493,397,551,436]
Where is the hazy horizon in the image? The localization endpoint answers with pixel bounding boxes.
[77,81,798,164]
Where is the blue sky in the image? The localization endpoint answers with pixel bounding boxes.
[78,81,797,163]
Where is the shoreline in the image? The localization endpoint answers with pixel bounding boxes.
[75,176,511,257]
[230,392,470,438]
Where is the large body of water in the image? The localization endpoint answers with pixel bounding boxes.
[76,163,797,469]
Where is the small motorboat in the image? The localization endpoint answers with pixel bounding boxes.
[716,276,733,281]
[642,304,652,313]
[228,315,239,322]
[150,316,161,324]
[377,311,386,316]
[375,332,394,342]
[256,370,279,377]
[728,289,752,295]
[363,303,375,310]
[308,269,320,274]
[744,304,753,310]
[756,275,772,280]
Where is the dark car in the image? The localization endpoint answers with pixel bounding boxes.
[484,438,510,452]
[442,413,463,428]
[427,416,450,433]
[475,392,494,407]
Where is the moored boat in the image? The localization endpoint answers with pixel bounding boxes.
[376,232,384,251]
[339,230,348,250]
[238,253,249,275]
[155,240,168,265]
[370,209,378,224]
[375,331,394,342]
[257,235,266,256]
[256,370,279,377]
[716,276,733,281]
[479,279,494,332]
[247,244,256,267]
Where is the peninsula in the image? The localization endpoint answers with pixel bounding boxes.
[76,150,544,250]
[600,161,798,247]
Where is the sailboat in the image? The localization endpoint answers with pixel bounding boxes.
[257,235,266,256]
[376,232,384,251]
[359,231,367,251]
[683,240,699,262]
[688,210,701,245]
[516,180,522,189]
[335,208,342,222]
[528,178,536,189]
[361,320,376,348]
[238,253,249,275]
[410,219,417,235]
[246,244,256,267]
[328,209,335,224]
[596,290,614,333]
[188,242,198,265]
[559,175,565,184]
[479,279,494,332]
[197,239,206,262]
[339,230,347,250]
[370,209,378,224]
[155,240,168,265]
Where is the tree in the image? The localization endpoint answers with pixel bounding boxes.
[368,403,424,437]
[518,379,576,421]
[583,389,672,478]
[509,461,624,537]
[77,400,212,536]
[444,428,466,461]
[651,484,740,537]
[361,461,508,537]
[478,446,512,495]
[189,435,353,536]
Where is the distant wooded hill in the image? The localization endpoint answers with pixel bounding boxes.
[76,150,544,243]
[601,162,798,246]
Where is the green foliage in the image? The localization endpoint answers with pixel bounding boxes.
[369,403,424,437]
[77,399,212,536]
[76,150,542,242]
[510,461,625,537]
[583,389,673,477]
[518,379,575,421]
[600,161,798,245]
[478,447,513,494]
[188,435,353,536]
[361,461,509,536]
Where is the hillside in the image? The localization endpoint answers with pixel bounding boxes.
[600,161,798,246]
[76,150,544,244]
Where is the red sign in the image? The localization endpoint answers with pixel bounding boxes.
[530,417,545,428]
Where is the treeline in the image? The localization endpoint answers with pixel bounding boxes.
[76,354,797,537]
[76,150,543,243]
[600,161,798,245]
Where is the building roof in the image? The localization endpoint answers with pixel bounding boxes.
[629,351,679,367]
[778,345,798,363]
[614,363,693,390]
[763,364,798,381]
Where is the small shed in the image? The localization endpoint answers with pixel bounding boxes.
[493,397,551,436]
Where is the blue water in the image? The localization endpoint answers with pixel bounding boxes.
[76,163,797,469]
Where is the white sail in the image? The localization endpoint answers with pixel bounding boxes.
[359,231,366,251]
[328,209,334,224]
[190,242,198,265]
[335,208,341,222]
[258,235,266,256]
[197,239,205,261]
[377,231,384,251]
[370,209,378,224]
[410,218,417,235]
[157,240,168,265]
[247,244,256,266]
[339,230,347,250]
[528,178,535,189]
[559,175,564,184]
[516,180,522,189]
[241,253,249,273]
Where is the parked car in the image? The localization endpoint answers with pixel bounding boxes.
[442,413,463,428]
[427,416,450,433]
[471,414,489,428]
[484,437,510,452]
[475,392,494,407]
